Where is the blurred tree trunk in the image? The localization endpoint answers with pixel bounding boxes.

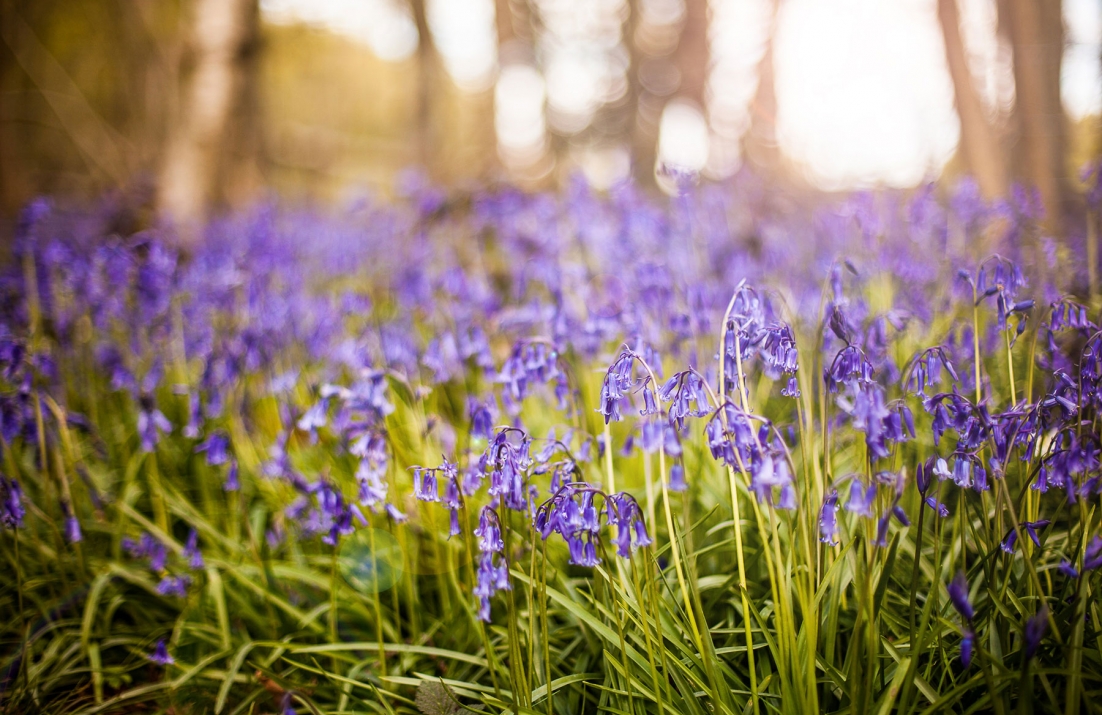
[157,0,259,238]
[673,0,709,110]
[742,0,780,173]
[937,0,1008,198]
[1003,0,1068,227]
[409,0,440,174]
[495,0,520,48]
[627,0,658,187]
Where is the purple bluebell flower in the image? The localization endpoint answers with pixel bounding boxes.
[844,478,875,518]
[778,483,797,510]
[1023,608,1047,659]
[184,529,204,570]
[224,460,240,492]
[412,467,440,503]
[1058,560,1079,578]
[828,305,854,345]
[124,532,168,572]
[757,322,799,377]
[296,398,329,438]
[669,463,686,492]
[1049,298,1094,333]
[468,396,498,440]
[137,399,172,453]
[182,393,202,439]
[960,627,974,668]
[948,570,974,621]
[474,507,504,553]
[824,346,874,393]
[1011,520,1049,552]
[906,346,958,396]
[473,506,510,622]
[598,351,636,424]
[819,489,840,545]
[385,503,408,523]
[486,428,531,512]
[606,492,651,557]
[195,431,231,466]
[156,574,191,598]
[1085,536,1102,571]
[0,476,25,529]
[64,510,82,544]
[924,496,950,518]
[148,639,174,666]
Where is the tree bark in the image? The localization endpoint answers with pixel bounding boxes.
[1003,0,1068,227]
[937,0,1008,198]
[742,0,781,173]
[157,0,258,238]
[672,0,709,109]
[409,0,441,174]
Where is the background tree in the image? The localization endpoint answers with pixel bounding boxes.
[157,0,261,237]
[742,0,782,174]
[937,0,1008,199]
[1003,0,1069,225]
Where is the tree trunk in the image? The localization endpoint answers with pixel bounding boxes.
[157,0,258,238]
[1003,0,1067,227]
[937,0,1008,198]
[409,0,440,174]
[742,0,780,173]
[673,0,709,109]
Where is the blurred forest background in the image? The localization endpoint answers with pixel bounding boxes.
[0,0,1099,236]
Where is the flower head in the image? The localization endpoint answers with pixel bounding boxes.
[948,570,974,621]
[148,639,174,666]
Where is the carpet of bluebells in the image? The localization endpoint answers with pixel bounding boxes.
[3,170,1102,715]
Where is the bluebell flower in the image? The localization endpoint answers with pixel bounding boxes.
[224,460,240,492]
[184,529,204,570]
[1049,298,1094,333]
[824,345,874,393]
[148,639,174,666]
[844,478,875,518]
[487,428,531,511]
[64,513,82,544]
[669,463,686,492]
[473,506,511,622]
[1058,560,1079,578]
[757,322,799,376]
[412,467,440,503]
[598,351,636,424]
[1085,536,1102,571]
[1024,608,1047,659]
[659,370,712,429]
[906,346,958,396]
[828,305,854,345]
[960,627,974,668]
[0,476,25,529]
[948,570,974,621]
[137,398,172,453]
[1000,520,1049,554]
[819,489,840,545]
[156,574,191,598]
[924,496,950,518]
[468,396,497,440]
[195,431,231,466]
[124,532,168,572]
[474,507,504,553]
[296,398,329,438]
